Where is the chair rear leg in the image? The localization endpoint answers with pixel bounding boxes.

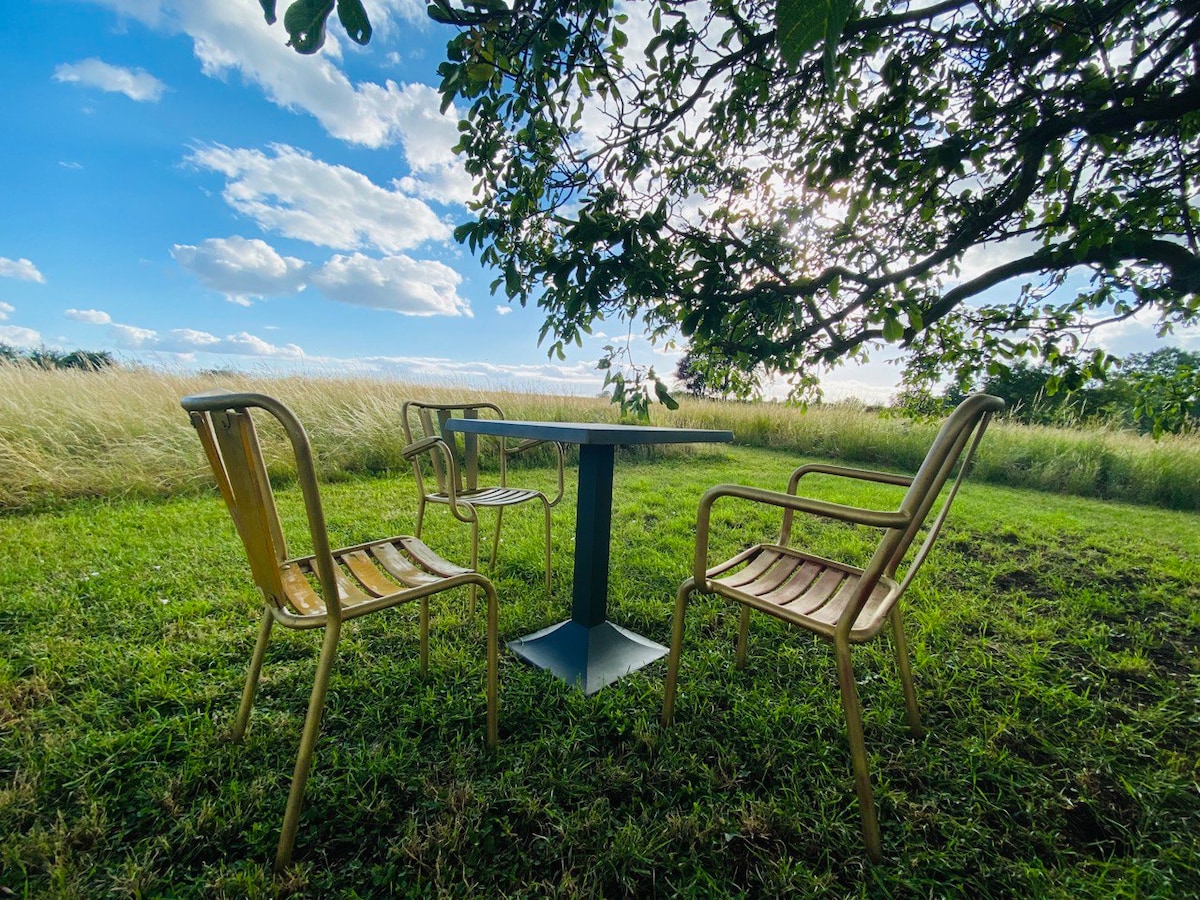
[489,506,503,569]
[889,606,923,737]
[735,605,752,669]
[479,577,500,747]
[661,578,695,726]
[414,496,426,539]
[468,517,480,615]
[835,641,883,864]
[275,622,341,873]
[540,496,553,596]
[233,607,274,742]
[419,597,430,677]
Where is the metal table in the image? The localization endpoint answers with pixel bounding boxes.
[442,419,733,693]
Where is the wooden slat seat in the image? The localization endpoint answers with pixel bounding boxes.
[710,545,899,641]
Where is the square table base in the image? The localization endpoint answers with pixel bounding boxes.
[507,620,668,695]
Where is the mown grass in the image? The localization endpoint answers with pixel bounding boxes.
[4,364,1200,510]
[2,436,1198,897]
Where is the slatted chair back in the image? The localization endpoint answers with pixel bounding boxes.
[188,401,290,608]
[888,393,1003,587]
[402,400,506,497]
[185,391,341,622]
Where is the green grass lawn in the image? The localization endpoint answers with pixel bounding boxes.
[2,445,1199,897]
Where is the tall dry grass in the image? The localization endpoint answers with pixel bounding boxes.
[2,363,1199,510]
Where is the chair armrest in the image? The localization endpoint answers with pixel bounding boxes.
[500,439,566,507]
[402,435,443,460]
[788,463,914,493]
[504,438,550,455]
[401,436,477,523]
[783,464,913,544]
[693,483,911,584]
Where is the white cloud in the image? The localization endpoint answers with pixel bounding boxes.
[0,302,12,320]
[65,308,113,324]
[495,305,512,316]
[397,163,476,206]
[92,0,464,163]
[110,324,159,346]
[188,144,450,253]
[170,328,221,347]
[953,235,1041,284]
[59,161,84,170]
[223,332,305,358]
[172,236,308,303]
[53,59,167,102]
[67,307,307,359]
[166,327,303,358]
[330,353,603,390]
[312,253,470,316]
[0,258,46,283]
[0,326,42,347]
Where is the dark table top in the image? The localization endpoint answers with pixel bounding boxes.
[442,418,734,446]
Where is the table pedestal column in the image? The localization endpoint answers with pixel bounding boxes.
[507,444,667,693]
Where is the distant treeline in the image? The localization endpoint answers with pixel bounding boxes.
[0,343,116,372]
[900,348,1200,438]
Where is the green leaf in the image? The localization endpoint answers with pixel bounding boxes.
[426,0,457,25]
[283,0,335,54]
[776,0,852,77]
[336,0,372,45]
[654,379,680,410]
[882,315,904,342]
[259,0,278,26]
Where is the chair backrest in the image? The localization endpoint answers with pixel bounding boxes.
[401,400,505,496]
[888,393,1005,589]
[182,391,339,615]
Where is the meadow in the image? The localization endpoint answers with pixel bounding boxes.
[1,365,1198,897]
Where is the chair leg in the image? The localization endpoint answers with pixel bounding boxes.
[233,607,274,742]
[661,578,694,727]
[889,606,923,737]
[419,597,430,677]
[414,496,426,539]
[541,496,553,596]
[480,577,500,748]
[835,640,883,864]
[735,605,751,670]
[275,620,342,873]
[489,506,503,569]
[468,517,480,616]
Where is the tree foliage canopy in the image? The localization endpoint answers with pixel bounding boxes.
[264,0,1200,402]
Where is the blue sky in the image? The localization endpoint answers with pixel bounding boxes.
[2,0,639,396]
[1,1,1186,402]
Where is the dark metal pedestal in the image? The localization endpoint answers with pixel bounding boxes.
[506,620,668,695]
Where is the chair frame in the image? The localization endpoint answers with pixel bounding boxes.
[661,393,1005,862]
[182,390,499,872]
[401,400,564,610]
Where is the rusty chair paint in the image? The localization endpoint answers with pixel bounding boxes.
[401,400,564,611]
[181,390,500,872]
[661,393,1005,863]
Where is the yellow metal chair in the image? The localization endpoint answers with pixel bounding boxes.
[181,391,500,872]
[661,393,1005,862]
[401,400,564,610]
